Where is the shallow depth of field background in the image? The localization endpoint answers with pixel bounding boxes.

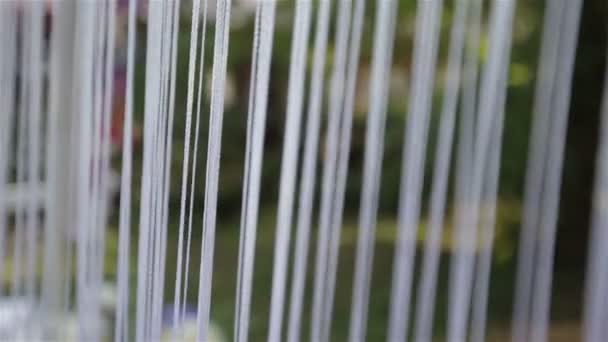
[9,0,607,341]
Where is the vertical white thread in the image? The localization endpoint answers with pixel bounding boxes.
[447,1,516,341]
[310,1,351,340]
[195,0,233,339]
[115,0,138,339]
[387,1,444,341]
[583,52,608,342]
[413,0,472,340]
[267,1,312,341]
[234,1,276,341]
[347,0,395,341]
[286,1,331,340]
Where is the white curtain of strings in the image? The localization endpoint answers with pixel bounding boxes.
[0,0,605,341]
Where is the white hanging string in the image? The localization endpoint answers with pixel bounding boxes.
[323,0,365,339]
[73,2,98,338]
[528,0,582,340]
[153,0,181,338]
[469,40,510,342]
[387,0,443,341]
[115,0,138,340]
[181,0,208,330]
[267,1,311,341]
[195,0,233,338]
[511,0,567,339]
[174,0,203,331]
[135,1,163,340]
[0,1,18,298]
[447,1,515,341]
[42,0,77,322]
[583,52,608,342]
[310,0,351,339]
[234,2,276,341]
[12,2,30,298]
[286,1,331,340]
[347,0,395,341]
[148,1,170,339]
[24,0,44,304]
[413,0,472,340]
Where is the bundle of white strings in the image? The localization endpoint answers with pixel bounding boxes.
[0,0,605,341]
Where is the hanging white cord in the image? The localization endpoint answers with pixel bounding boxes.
[0,1,18,298]
[387,0,443,341]
[413,0,471,340]
[115,0,138,339]
[267,1,311,341]
[286,1,331,341]
[583,52,608,342]
[174,0,203,331]
[469,41,510,342]
[511,1,566,339]
[135,1,163,341]
[98,0,117,323]
[195,0,233,338]
[347,0,395,341]
[182,0,208,329]
[447,1,516,341]
[234,1,276,341]
[12,1,31,298]
[323,0,366,339]
[73,1,98,338]
[528,0,582,340]
[24,0,44,304]
[310,0,351,340]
